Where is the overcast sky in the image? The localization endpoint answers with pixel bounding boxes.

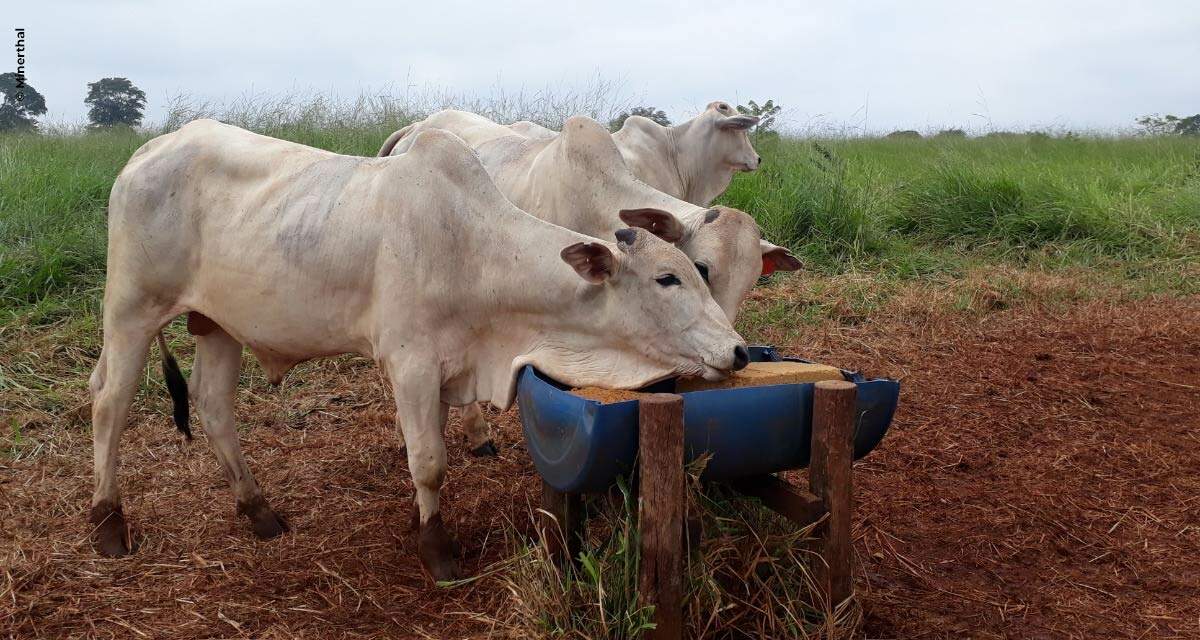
[10,1,1200,132]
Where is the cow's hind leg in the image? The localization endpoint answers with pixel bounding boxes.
[460,403,498,457]
[89,324,156,556]
[191,325,287,539]
[387,355,459,582]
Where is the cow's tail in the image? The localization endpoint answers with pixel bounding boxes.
[377,123,417,157]
[156,331,192,440]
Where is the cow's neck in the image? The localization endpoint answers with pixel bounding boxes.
[668,119,731,207]
[470,312,678,412]
[549,137,702,239]
[454,219,685,410]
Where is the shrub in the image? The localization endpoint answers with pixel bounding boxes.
[934,128,967,138]
[610,106,670,131]
[0,72,47,132]
[737,99,783,138]
[1136,113,1200,136]
[85,77,147,129]
[886,130,921,139]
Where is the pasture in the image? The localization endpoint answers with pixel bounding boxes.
[1,120,1198,638]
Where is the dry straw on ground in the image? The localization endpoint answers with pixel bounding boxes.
[3,291,1199,638]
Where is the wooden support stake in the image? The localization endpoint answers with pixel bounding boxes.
[638,394,685,640]
[730,475,827,528]
[540,478,583,565]
[809,380,857,606]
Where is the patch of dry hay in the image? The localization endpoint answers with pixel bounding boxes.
[3,286,1198,638]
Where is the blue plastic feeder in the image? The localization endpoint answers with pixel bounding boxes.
[518,346,900,493]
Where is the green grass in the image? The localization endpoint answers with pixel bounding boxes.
[485,473,853,638]
[721,134,1200,277]
[2,126,1197,326]
[0,131,145,321]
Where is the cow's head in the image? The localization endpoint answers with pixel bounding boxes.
[699,101,761,173]
[560,228,748,381]
[617,206,800,321]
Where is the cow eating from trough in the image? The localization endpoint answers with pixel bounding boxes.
[379,112,799,452]
[89,119,748,581]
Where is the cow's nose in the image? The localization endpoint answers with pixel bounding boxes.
[756,155,762,166]
[732,345,749,371]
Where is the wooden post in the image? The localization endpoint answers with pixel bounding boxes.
[540,478,584,565]
[809,380,857,606]
[638,394,685,640]
[730,475,826,527]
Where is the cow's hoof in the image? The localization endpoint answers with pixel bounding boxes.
[417,513,461,583]
[238,496,289,540]
[89,501,131,557]
[469,440,499,458]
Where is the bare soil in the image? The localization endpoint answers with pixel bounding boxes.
[2,296,1198,638]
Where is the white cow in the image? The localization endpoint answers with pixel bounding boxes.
[90,119,747,582]
[379,111,799,326]
[379,112,799,452]
[508,100,762,207]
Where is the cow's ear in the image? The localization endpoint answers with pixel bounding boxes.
[718,115,759,131]
[561,242,616,284]
[618,208,684,243]
[760,240,801,276]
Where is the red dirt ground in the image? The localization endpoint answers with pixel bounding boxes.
[2,296,1198,638]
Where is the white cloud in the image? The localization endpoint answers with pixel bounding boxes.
[8,0,1199,131]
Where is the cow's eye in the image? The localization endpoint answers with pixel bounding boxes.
[655,274,681,287]
[694,262,710,284]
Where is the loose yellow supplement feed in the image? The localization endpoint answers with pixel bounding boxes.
[675,361,844,392]
[571,361,845,403]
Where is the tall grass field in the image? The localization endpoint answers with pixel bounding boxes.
[3,121,1196,326]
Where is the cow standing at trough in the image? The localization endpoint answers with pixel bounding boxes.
[379,112,798,451]
[89,119,748,581]
[506,100,761,207]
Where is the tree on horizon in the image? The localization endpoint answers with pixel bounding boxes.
[610,106,671,131]
[1136,113,1200,136]
[85,77,147,128]
[0,72,48,131]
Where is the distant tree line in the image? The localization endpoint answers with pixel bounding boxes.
[1136,114,1200,136]
[0,75,146,132]
[886,115,1200,139]
[5,80,1194,139]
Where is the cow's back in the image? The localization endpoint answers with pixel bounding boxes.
[105,120,507,358]
[109,121,376,299]
[386,110,518,157]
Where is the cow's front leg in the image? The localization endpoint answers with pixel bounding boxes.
[459,403,498,457]
[385,354,459,582]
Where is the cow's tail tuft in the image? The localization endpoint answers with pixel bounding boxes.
[157,331,192,440]
[377,123,416,157]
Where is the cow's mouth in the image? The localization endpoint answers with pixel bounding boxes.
[699,363,732,381]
